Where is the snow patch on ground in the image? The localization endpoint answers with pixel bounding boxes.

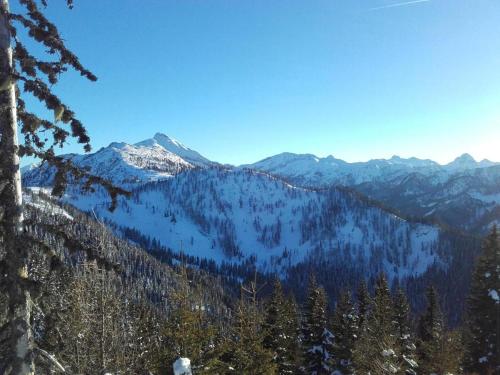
[24,188,73,220]
[173,358,192,375]
[488,289,499,303]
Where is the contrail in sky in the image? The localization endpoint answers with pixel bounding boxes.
[369,0,431,11]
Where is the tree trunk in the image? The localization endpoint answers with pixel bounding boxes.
[0,0,34,373]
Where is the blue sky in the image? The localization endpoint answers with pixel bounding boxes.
[18,0,500,165]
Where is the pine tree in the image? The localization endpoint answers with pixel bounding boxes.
[417,285,444,374]
[331,290,358,374]
[302,277,333,375]
[263,279,301,374]
[354,274,400,375]
[230,282,276,375]
[356,280,371,336]
[162,267,216,373]
[464,226,500,374]
[393,288,418,375]
[284,296,303,374]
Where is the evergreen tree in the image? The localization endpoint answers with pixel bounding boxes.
[128,302,163,374]
[285,296,304,374]
[354,274,400,375]
[230,280,276,374]
[0,1,126,372]
[464,226,500,373]
[356,280,371,335]
[393,288,418,375]
[302,277,333,375]
[331,290,358,374]
[417,285,445,374]
[162,267,216,373]
[263,279,301,374]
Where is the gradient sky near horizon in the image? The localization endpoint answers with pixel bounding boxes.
[17,0,500,165]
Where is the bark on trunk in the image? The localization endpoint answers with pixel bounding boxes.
[0,0,34,374]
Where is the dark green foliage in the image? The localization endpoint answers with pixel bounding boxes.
[464,226,500,373]
[354,275,400,375]
[416,286,462,374]
[393,288,418,375]
[418,286,443,344]
[356,280,371,335]
[10,195,480,375]
[417,285,443,374]
[302,277,333,375]
[331,290,358,374]
[263,280,301,374]
[229,286,276,374]
[161,267,218,374]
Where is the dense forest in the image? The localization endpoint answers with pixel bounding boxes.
[0,192,498,374]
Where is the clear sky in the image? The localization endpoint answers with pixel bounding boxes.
[18,0,500,165]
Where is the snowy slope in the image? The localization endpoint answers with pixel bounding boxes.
[64,168,446,279]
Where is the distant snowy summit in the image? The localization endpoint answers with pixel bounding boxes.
[136,133,212,167]
[22,132,216,187]
[23,131,498,189]
[244,152,499,186]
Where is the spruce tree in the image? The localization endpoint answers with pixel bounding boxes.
[417,285,444,374]
[331,290,358,374]
[356,280,371,335]
[354,274,400,375]
[393,288,418,375]
[464,226,500,373]
[230,279,276,374]
[162,267,215,372]
[302,276,333,375]
[284,296,303,374]
[263,279,301,374]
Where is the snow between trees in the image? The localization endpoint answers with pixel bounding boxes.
[173,357,192,375]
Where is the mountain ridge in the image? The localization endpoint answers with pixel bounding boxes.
[22,132,500,235]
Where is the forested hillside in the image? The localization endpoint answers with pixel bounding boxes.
[2,191,496,374]
[24,165,481,326]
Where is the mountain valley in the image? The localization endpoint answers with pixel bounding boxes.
[21,133,493,322]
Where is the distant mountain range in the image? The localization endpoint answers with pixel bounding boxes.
[245,152,500,233]
[245,151,498,185]
[23,133,500,234]
[22,132,491,322]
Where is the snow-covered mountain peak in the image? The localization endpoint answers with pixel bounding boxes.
[151,133,190,151]
[478,158,496,168]
[107,141,128,149]
[449,153,475,164]
[23,133,216,187]
[444,153,492,172]
[134,133,212,167]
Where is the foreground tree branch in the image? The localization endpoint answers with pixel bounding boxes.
[0,1,128,373]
